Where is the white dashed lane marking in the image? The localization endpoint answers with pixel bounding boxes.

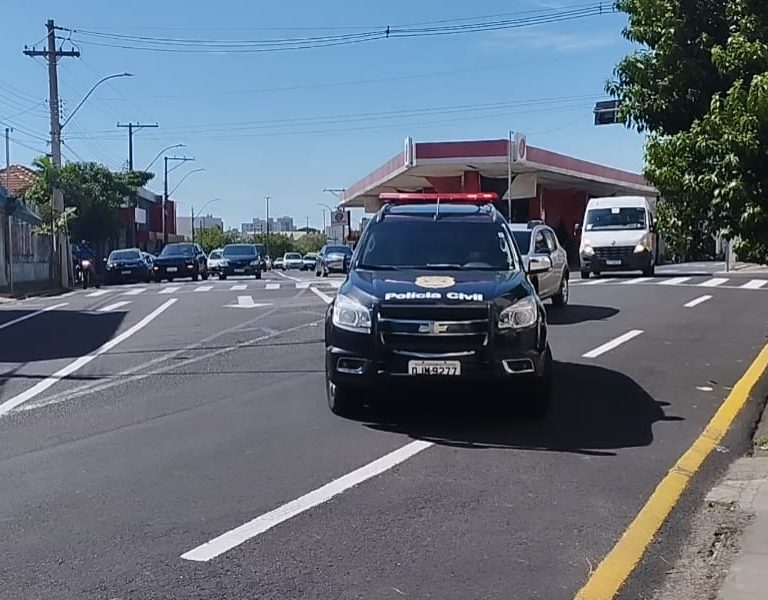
[123,288,146,296]
[85,290,109,297]
[658,277,691,286]
[98,301,131,312]
[582,330,644,359]
[683,295,713,308]
[159,286,180,295]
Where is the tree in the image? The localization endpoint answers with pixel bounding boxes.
[24,156,76,236]
[295,232,326,254]
[610,0,768,262]
[196,226,241,253]
[250,232,295,258]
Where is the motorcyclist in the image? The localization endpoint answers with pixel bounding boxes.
[76,241,97,287]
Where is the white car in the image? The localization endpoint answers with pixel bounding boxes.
[207,248,226,276]
[282,252,303,270]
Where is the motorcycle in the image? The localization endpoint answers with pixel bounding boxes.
[80,258,94,290]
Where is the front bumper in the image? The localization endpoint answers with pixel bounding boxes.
[324,258,346,272]
[106,267,150,282]
[581,248,651,272]
[325,314,547,388]
[153,263,196,278]
[222,264,259,276]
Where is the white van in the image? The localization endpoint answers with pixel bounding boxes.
[577,196,657,278]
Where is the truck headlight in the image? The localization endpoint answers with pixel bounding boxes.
[332,294,372,333]
[498,296,538,330]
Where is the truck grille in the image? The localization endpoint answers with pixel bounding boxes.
[594,246,634,260]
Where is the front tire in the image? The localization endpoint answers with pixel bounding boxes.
[517,346,553,419]
[551,273,569,307]
[255,271,262,280]
[643,262,655,277]
[580,269,590,279]
[326,375,362,417]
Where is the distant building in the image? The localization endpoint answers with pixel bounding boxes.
[177,215,224,238]
[242,217,271,234]
[274,216,295,232]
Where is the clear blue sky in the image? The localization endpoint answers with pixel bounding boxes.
[1,0,645,230]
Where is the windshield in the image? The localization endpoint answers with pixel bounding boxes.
[509,230,532,254]
[285,253,302,259]
[586,207,647,231]
[161,244,194,257]
[209,250,222,259]
[109,250,141,261]
[358,220,516,271]
[327,246,352,255]
[223,245,256,257]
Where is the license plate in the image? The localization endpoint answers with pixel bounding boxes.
[408,360,461,376]
[121,270,132,275]
[606,259,622,266]
[234,268,245,273]
[166,267,178,272]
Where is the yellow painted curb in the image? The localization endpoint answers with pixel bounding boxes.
[574,341,768,600]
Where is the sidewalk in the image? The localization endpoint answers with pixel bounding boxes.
[717,261,768,275]
[0,283,68,303]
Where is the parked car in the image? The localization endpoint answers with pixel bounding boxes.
[507,221,569,307]
[153,243,209,282]
[302,253,318,271]
[104,248,152,284]
[282,252,304,270]
[207,248,225,276]
[273,256,283,270]
[315,244,353,277]
[219,243,262,279]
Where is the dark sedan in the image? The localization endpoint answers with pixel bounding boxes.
[315,244,353,277]
[219,244,262,279]
[153,243,209,282]
[104,248,152,284]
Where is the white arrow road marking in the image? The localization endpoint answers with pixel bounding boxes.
[0,303,68,332]
[310,287,334,304]
[684,295,713,308]
[225,295,272,309]
[181,440,433,562]
[98,301,131,312]
[159,286,180,295]
[582,330,644,359]
[123,288,146,296]
[85,289,110,297]
[0,299,177,418]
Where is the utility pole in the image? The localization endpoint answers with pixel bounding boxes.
[5,127,13,293]
[265,195,271,258]
[24,19,80,289]
[117,122,159,171]
[163,155,194,245]
[191,205,195,244]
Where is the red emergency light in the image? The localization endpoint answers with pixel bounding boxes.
[379,192,498,204]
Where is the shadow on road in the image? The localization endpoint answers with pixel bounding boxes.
[546,305,618,325]
[359,361,682,456]
[0,309,126,363]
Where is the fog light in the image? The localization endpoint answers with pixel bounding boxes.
[337,358,366,374]
[502,359,535,374]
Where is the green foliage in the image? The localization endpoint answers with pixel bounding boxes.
[196,226,242,253]
[294,232,325,255]
[249,232,295,258]
[611,0,768,263]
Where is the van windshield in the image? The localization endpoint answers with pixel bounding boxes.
[585,207,647,231]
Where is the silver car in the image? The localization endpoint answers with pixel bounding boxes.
[282,252,304,270]
[508,221,569,306]
[207,248,225,276]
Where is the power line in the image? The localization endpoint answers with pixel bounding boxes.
[9,135,48,156]
[58,5,614,54]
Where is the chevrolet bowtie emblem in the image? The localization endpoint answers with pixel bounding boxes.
[419,322,450,334]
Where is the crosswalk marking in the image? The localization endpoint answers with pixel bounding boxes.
[265,283,280,290]
[699,277,728,287]
[621,277,652,285]
[328,280,342,289]
[740,279,767,290]
[159,286,180,295]
[295,282,310,289]
[123,288,146,296]
[98,301,131,312]
[85,290,109,297]
[659,277,691,286]
[230,284,247,291]
[194,285,213,292]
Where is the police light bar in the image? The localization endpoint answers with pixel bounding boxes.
[379,192,498,204]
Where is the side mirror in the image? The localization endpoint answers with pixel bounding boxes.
[527,255,552,274]
[574,223,582,235]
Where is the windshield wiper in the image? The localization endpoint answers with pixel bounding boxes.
[356,264,400,271]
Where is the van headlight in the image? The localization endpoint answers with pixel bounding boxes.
[498,296,538,330]
[332,294,372,333]
[249,260,260,266]
[634,242,648,253]
[581,240,595,256]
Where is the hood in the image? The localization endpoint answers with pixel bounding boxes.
[582,229,648,248]
[347,269,528,305]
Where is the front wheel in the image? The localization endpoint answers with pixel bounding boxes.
[551,274,569,307]
[326,375,362,417]
[580,269,590,279]
[643,262,655,277]
[255,271,262,280]
[516,346,553,419]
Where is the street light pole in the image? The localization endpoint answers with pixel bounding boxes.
[162,156,195,245]
[265,195,271,257]
[5,126,13,293]
[191,198,220,244]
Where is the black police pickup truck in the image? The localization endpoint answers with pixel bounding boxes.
[324,192,554,418]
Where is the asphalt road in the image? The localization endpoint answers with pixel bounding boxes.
[1,264,767,599]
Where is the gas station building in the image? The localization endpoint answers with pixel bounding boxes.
[342,135,657,262]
